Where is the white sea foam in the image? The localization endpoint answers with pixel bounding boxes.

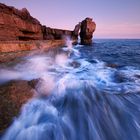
[1,42,140,140]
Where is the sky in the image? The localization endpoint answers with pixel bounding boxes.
[0,0,140,39]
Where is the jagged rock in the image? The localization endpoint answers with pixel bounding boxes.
[0,2,74,42]
[80,17,96,45]
[0,2,96,48]
[42,26,73,40]
[28,78,40,89]
[0,3,43,41]
[0,80,34,134]
[72,23,81,39]
[20,8,31,20]
[106,63,118,68]
[42,26,54,40]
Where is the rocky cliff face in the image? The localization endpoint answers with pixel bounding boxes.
[0,3,96,44]
[0,3,43,41]
[80,18,96,45]
[0,3,75,41]
[42,26,73,40]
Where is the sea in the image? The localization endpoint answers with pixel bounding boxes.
[1,39,140,140]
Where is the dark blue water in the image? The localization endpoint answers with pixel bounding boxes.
[1,39,140,140]
[81,39,140,68]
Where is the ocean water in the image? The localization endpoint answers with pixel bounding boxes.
[1,39,140,140]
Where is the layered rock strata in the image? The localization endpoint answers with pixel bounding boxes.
[0,3,43,41]
[0,3,96,45]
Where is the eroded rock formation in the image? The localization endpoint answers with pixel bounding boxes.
[72,23,81,40]
[0,3,43,41]
[0,3,97,135]
[0,3,96,44]
[80,18,96,45]
[0,3,74,41]
[42,26,73,40]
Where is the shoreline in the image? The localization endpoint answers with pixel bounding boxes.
[0,39,77,63]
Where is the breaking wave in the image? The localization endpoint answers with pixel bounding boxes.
[1,39,140,140]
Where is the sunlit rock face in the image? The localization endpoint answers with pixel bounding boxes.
[0,3,43,41]
[0,3,96,44]
[80,18,96,45]
[0,3,74,41]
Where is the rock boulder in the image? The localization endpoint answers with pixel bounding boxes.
[0,80,34,134]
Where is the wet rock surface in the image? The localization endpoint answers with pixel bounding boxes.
[0,80,34,134]
[106,63,118,68]
[28,78,40,89]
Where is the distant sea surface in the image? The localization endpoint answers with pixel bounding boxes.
[90,39,140,67]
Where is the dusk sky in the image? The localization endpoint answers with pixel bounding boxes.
[1,0,140,39]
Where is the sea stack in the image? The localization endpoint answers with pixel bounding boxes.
[80,18,96,45]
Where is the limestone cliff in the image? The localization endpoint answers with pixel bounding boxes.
[0,3,96,44]
[0,3,75,41]
[0,3,43,41]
